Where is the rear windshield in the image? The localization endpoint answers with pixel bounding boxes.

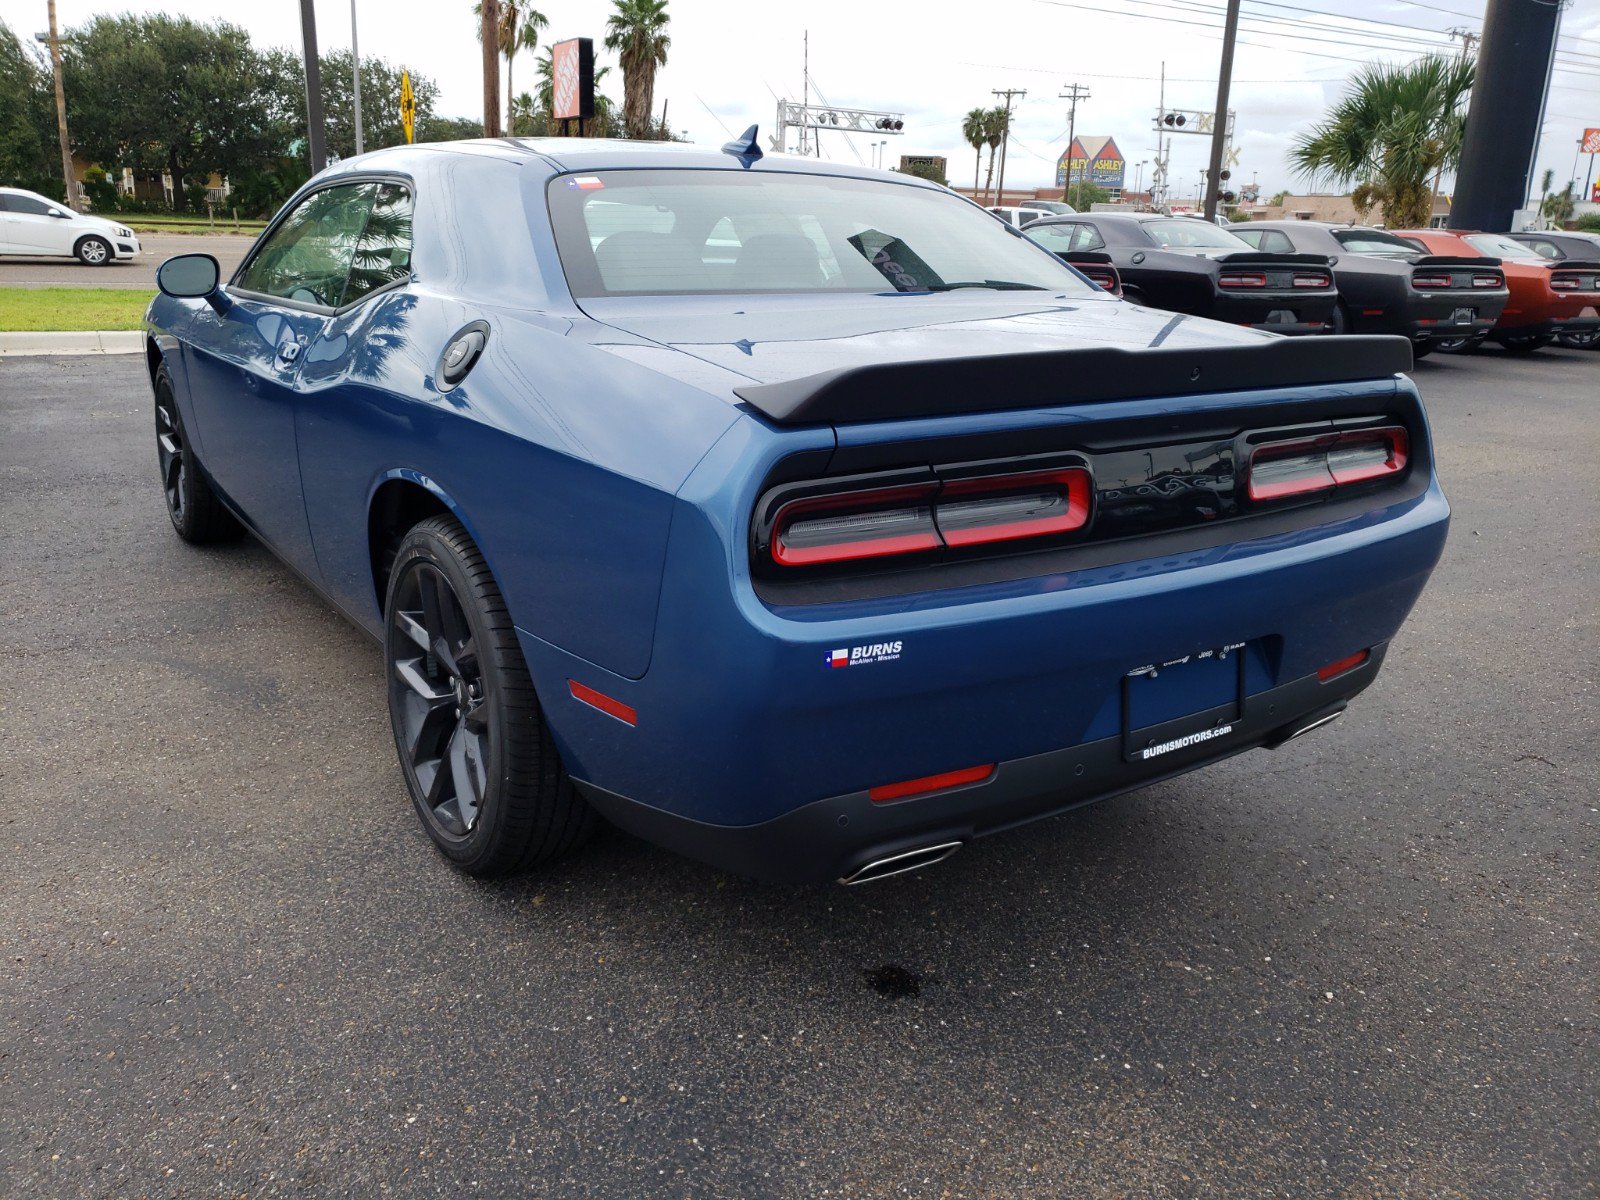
[1465,233,1545,261]
[1137,219,1254,250]
[1332,229,1417,254]
[547,169,1095,298]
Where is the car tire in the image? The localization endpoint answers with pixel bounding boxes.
[1496,332,1555,354]
[1432,333,1477,354]
[1556,329,1600,350]
[154,363,244,544]
[1121,286,1147,307]
[1327,303,1350,335]
[385,515,597,877]
[75,235,112,265]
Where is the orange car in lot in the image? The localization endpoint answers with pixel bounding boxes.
[1397,229,1600,353]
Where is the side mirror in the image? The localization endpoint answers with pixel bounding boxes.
[49,208,69,218]
[157,253,231,313]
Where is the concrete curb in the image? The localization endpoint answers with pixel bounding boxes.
[0,330,145,357]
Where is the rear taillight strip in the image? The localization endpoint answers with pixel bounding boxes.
[1472,273,1503,289]
[770,467,1093,567]
[1248,426,1409,503]
[1293,272,1330,289]
[1411,273,1453,290]
[1219,272,1268,288]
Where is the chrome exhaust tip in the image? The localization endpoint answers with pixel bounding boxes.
[839,840,963,886]
[1282,709,1343,743]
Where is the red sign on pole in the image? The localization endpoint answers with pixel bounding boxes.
[551,38,595,123]
[1582,127,1600,155]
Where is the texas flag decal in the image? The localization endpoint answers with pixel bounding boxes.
[828,648,850,669]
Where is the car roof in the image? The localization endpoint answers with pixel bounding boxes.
[328,137,935,190]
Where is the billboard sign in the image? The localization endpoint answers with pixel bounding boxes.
[1055,136,1126,190]
[551,38,595,122]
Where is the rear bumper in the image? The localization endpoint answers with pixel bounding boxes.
[575,650,1386,884]
[1211,291,1337,335]
[1495,311,1600,338]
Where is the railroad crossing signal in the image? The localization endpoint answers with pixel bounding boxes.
[399,70,416,144]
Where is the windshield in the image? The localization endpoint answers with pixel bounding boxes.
[547,170,1095,298]
[1465,233,1544,261]
[1138,219,1255,250]
[1332,229,1418,254]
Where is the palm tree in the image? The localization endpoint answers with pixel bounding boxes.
[983,106,1007,204]
[604,0,671,140]
[1539,168,1576,229]
[474,0,548,134]
[1292,54,1474,230]
[962,108,989,198]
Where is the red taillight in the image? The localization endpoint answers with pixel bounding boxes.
[870,763,994,804]
[1472,273,1502,289]
[772,483,941,566]
[568,679,637,726]
[1082,267,1121,296]
[1247,426,1409,502]
[1317,649,1370,682]
[1293,272,1330,289]
[1411,272,1452,290]
[1550,274,1582,291]
[1219,271,1268,288]
[770,468,1092,566]
[937,468,1092,548]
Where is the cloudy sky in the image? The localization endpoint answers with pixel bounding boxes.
[8,0,1600,202]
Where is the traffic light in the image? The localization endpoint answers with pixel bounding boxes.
[1219,190,1237,203]
[875,117,904,131]
[1219,169,1231,181]
[1163,112,1187,127]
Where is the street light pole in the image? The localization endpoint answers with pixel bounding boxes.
[44,1,76,209]
[351,0,364,155]
[299,0,327,173]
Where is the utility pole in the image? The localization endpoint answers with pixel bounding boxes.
[1059,82,1090,204]
[802,31,809,156]
[42,2,77,209]
[1447,27,1480,59]
[480,0,501,138]
[299,0,327,172]
[1203,0,1240,221]
[351,0,364,154]
[991,87,1026,206]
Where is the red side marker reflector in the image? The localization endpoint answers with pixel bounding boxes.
[1317,650,1370,682]
[568,679,637,726]
[870,764,995,804]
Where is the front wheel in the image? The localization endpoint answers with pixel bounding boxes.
[75,235,112,265]
[385,516,596,876]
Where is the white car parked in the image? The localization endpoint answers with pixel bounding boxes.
[0,187,141,264]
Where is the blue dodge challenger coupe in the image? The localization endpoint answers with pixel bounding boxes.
[145,134,1448,884]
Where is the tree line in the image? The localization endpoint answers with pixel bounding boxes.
[0,0,675,218]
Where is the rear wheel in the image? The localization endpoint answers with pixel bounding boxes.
[1496,331,1555,353]
[154,364,243,543]
[385,516,596,876]
[75,235,112,265]
[1326,303,1350,335]
[1556,329,1600,350]
[1432,333,1478,354]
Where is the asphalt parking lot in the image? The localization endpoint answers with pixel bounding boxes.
[0,233,254,290]
[1,346,1596,1198]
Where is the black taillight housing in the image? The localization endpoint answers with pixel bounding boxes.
[755,457,1094,571]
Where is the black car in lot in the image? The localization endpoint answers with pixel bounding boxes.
[1502,230,1600,348]
[1024,213,1337,335]
[1231,221,1510,357]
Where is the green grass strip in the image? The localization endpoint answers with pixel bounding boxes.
[0,287,150,332]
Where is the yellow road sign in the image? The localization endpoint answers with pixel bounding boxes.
[400,71,416,144]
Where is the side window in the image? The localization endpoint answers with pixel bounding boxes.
[1026,224,1076,253]
[1261,230,1296,254]
[1233,228,1263,249]
[342,183,414,304]
[8,194,56,216]
[1069,223,1105,252]
[236,183,378,307]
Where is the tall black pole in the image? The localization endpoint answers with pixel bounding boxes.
[1203,0,1240,221]
[1451,0,1562,232]
[299,0,326,173]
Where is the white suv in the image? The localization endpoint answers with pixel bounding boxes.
[0,187,141,264]
[986,201,1077,228]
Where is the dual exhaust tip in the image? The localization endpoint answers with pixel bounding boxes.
[840,840,963,886]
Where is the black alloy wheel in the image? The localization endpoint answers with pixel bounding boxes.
[1327,303,1350,335]
[1497,331,1555,354]
[1556,329,1600,350]
[384,516,596,875]
[153,365,241,543]
[1432,333,1478,354]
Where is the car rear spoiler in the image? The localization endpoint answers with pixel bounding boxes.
[1061,250,1114,265]
[1214,252,1332,266]
[1409,255,1497,269]
[732,335,1414,426]
[1542,259,1600,272]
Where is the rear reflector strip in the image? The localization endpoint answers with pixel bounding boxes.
[1248,426,1409,502]
[568,679,637,726]
[1317,649,1370,681]
[870,764,995,804]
